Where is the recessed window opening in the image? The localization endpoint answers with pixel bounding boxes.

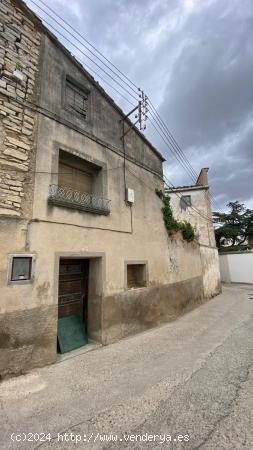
[127,264,147,289]
[65,79,88,118]
[49,150,111,215]
[58,150,100,195]
[180,195,192,210]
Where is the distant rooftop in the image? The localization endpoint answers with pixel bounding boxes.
[165,168,210,192]
[165,184,209,193]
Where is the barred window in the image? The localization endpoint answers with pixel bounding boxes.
[65,80,88,118]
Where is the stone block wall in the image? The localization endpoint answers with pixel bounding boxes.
[0,0,41,217]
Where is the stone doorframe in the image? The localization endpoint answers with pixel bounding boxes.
[54,252,106,343]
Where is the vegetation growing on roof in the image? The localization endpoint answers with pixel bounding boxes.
[156,190,196,242]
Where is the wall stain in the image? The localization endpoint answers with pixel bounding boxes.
[36,282,50,301]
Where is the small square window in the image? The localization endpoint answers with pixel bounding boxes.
[180,195,191,210]
[9,255,34,282]
[127,263,147,289]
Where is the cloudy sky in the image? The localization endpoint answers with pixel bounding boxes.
[26,0,253,211]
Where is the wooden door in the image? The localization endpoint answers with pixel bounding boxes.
[58,259,89,325]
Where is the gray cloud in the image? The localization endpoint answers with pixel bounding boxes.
[26,0,253,211]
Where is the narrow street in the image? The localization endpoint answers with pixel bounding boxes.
[1,284,253,450]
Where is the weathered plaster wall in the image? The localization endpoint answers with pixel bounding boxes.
[169,188,216,248]
[167,233,202,283]
[102,277,204,344]
[200,245,221,298]
[102,233,205,344]
[168,188,221,298]
[0,305,56,378]
[0,0,41,218]
[39,34,163,177]
[0,208,208,377]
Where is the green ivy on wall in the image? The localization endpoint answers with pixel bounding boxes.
[156,189,196,242]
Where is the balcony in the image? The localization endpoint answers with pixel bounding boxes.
[48,184,111,216]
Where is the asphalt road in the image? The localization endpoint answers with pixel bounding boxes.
[1,283,253,450]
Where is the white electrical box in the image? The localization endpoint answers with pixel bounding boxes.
[126,188,135,204]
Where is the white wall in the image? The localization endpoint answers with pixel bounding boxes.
[219,253,253,284]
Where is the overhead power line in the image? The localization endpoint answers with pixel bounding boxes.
[147,110,222,214]
[25,0,220,213]
[0,84,214,225]
[148,99,221,212]
[163,176,214,224]
[148,113,196,184]
[28,0,139,96]
[36,15,138,101]
[147,98,198,181]
[126,168,214,225]
[33,0,140,91]
[18,0,139,107]
[148,118,214,217]
[23,0,220,213]
[3,0,221,216]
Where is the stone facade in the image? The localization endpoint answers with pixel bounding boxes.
[0,0,41,218]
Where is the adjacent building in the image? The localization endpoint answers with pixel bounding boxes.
[165,168,221,298]
[0,0,220,378]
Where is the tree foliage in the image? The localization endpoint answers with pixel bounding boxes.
[213,201,253,250]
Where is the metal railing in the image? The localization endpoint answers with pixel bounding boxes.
[48,184,111,215]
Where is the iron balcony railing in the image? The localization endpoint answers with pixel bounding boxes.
[48,184,111,216]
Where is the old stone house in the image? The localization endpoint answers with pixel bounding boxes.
[165,168,221,298]
[0,0,220,378]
